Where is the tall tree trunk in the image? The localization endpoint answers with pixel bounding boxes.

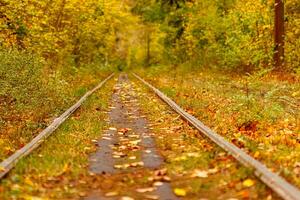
[274,0,284,70]
[145,30,151,67]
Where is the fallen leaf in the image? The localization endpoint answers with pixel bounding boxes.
[84,147,91,151]
[114,164,123,169]
[238,190,250,198]
[129,139,141,145]
[119,128,131,134]
[186,152,200,157]
[154,168,167,176]
[113,151,126,157]
[174,155,187,161]
[242,179,255,187]
[79,192,86,197]
[0,166,5,172]
[208,168,218,174]
[91,139,98,143]
[109,127,117,131]
[162,176,171,182]
[293,162,300,176]
[253,151,260,158]
[105,191,119,197]
[136,187,155,193]
[191,170,208,178]
[22,195,47,200]
[174,188,187,197]
[120,196,134,200]
[153,181,163,186]
[113,155,121,158]
[144,195,159,200]
[130,161,144,167]
[123,163,131,168]
[128,135,139,138]
[24,177,34,186]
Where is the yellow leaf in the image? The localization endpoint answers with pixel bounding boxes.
[24,177,34,186]
[243,179,255,187]
[105,191,119,197]
[22,195,47,200]
[191,170,208,178]
[0,166,5,172]
[253,151,260,158]
[174,188,187,196]
[292,92,298,97]
[120,197,134,200]
[136,187,155,193]
[109,127,117,131]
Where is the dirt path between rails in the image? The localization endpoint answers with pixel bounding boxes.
[85,74,179,200]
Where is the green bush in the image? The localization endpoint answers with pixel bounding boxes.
[0,49,48,111]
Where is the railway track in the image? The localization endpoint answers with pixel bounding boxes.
[0,73,299,200]
[133,73,300,200]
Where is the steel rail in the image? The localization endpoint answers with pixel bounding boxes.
[133,73,300,200]
[0,73,114,179]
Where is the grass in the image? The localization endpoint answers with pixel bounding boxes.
[134,66,300,187]
[0,77,115,199]
[0,48,114,162]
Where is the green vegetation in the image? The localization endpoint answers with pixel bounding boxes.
[0,48,112,161]
[0,0,122,163]
[0,79,114,199]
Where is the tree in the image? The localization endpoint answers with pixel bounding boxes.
[274,0,285,70]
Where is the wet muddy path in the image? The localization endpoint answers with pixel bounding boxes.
[85,74,179,200]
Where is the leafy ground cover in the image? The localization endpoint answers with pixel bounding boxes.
[0,49,113,162]
[130,76,280,199]
[135,67,300,188]
[0,77,115,199]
